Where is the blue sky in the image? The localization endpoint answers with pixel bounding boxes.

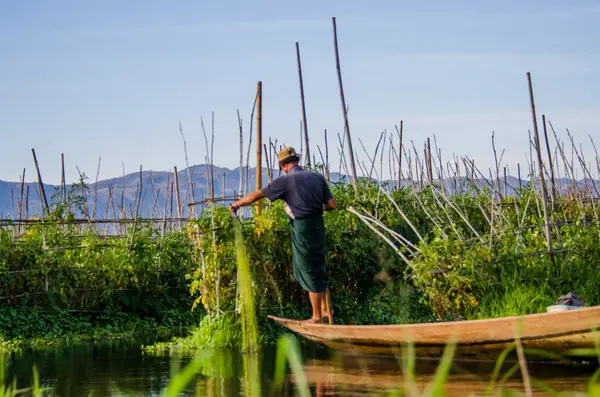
[1,0,599,184]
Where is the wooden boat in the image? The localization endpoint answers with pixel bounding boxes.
[268,306,600,358]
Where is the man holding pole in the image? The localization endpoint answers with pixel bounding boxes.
[230,147,336,324]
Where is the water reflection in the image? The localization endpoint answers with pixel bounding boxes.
[3,339,596,396]
[300,352,595,396]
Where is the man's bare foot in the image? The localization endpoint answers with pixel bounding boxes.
[302,317,322,324]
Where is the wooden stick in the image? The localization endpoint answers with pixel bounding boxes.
[264,143,272,183]
[379,130,387,185]
[18,168,25,234]
[296,42,311,168]
[210,112,216,208]
[542,115,557,201]
[256,81,263,215]
[324,129,330,181]
[245,92,257,196]
[237,110,244,200]
[427,137,434,184]
[527,72,553,257]
[381,187,424,243]
[337,132,349,177]
[347,206,411,266]
[31,148,49,212]
[135,165,143,218]
[60,154,66,202]
[93,156,101,218]
[25,185,29,219]
[396,121,403,190]
[173,167,182,228]
[332,17,359,195]
[179,122,198,218]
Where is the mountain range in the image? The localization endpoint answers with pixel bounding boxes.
[0,165,598,219]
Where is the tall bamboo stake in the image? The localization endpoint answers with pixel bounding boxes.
[60,154,66,202]
[237,110,244,199]
[31,149,49,212]
[332,17,359,195]
[163,174,170,235]
[25,185,29,219]
[427,137,434,184]
[541,115,557,201]
[179,122,197,218]
[527,72,553,257]
[93,157,101,218]
[256,81,263,215]
[397,121,403,190]
[324,129,330,181]
[18,169,25,236]
[296,42,311,168]
[173,167,182,229]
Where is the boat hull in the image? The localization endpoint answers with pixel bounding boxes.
[268,306,600,358]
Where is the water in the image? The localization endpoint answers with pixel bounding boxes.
[3,338,597,396]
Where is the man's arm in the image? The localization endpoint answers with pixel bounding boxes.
[322,178,336,211]
[230,190,265,212]
[323,197,337,212]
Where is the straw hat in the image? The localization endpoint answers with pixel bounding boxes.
[277,146,300,163]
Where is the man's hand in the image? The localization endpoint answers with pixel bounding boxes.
[229,191,266,213]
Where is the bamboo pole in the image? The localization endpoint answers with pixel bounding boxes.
[10,190,15,221]
[527,72,553,257]
[17,169,25,230]
[397,121,403,190]
[173,167,182,229]
[60,154,66,202]
[134,165,143,218]
[427,137,434,184]
[210,113,215,206]
[332,17,359,195]
[25,185,29,219]
[237,110,244,200]
[31,149,49,212]
[296,42,311,168]
[245,94,258,197]
[542,115,557,201]
[324,130,330,180]
[264,143,272,183]
[179,122,198,218]
[256,81,263,215]
[93,157,101,218]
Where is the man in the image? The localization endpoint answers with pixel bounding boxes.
[230,146,336,324]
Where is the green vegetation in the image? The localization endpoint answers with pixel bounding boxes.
[403,185,600,320]
[3,174,600,353]
[0,211,201,349]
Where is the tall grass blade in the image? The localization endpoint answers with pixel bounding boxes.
[234,218,259,353]
[273,334,311,397]
[162,353,208,397]
[530,378,560,397]
[484,343,515,395]
[423,337,457,397]
[399,341,417,397]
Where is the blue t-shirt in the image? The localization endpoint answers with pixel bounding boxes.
[261,166,333,219]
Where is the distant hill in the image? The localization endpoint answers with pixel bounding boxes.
[0,164,598,219]
[0,165,350,219]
